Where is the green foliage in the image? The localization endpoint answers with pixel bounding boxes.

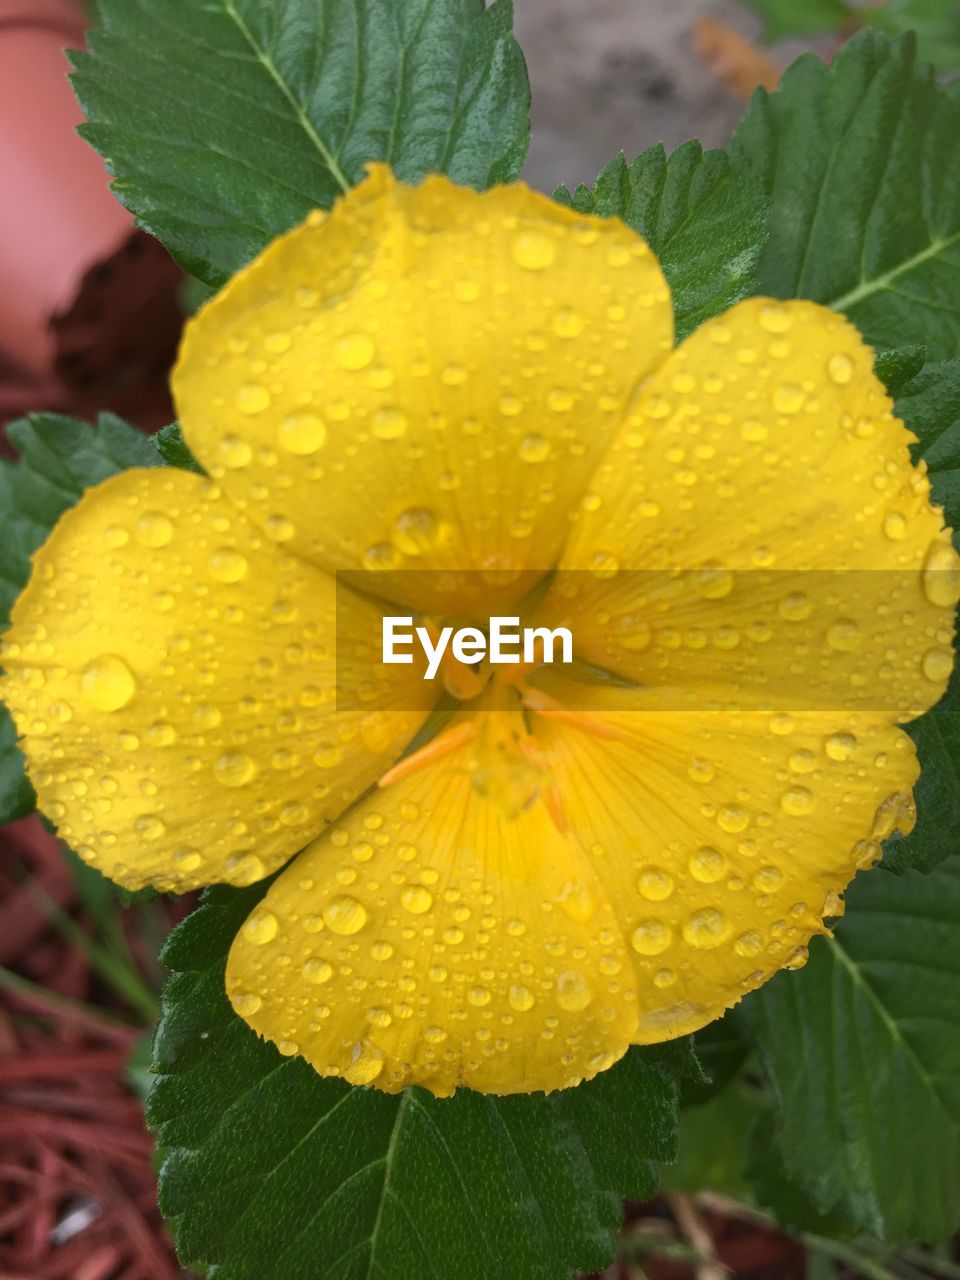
[0,413,158,823]
[150,883,694,1280]
[740,0,853,41]
[732,32,960,359]
[737,856,960,1242]
[662,1084,756,1200]
[554,141,767,341]
[881,360,960,873]
[72,0,531,288]
[0,703,32,825]
[867,1,960,71]
[153,423,205,474]
[0,413,157,627]
[741,0,960,70]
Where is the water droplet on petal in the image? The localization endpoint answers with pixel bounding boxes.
[136,512,173,548]
[393,507,439,555]
[344,1039,385,1085]
[734,930,763,958]
[552,308,584,338]
[773,383,805,414]
[518,432,550,464]
[753,865,783,892]
[827,353,854,385]
[922,647,953,682]
[105,525,129,548]
[558,880,595,922]
[371,408,407,440]
[779,592,812,622]
[400,885,433,914]
[219,435,253,469]
[231,992,262,1015]
[362,541,400,571]
[512,230,556,270]
[637,867,674,901]
[781,786,813,816]
[509,985,535,1012]
[717,804,749,834]
[214,752,257,787]
[784,945,809,970]
[556,970,592,1011]
[134,813,165,840]
[278,412,326,455]
[631,919,672,956]
[304,959,333,984]
[81,655,136,711]
[922,541,960,607]
[827,619,860,652]
[689,847,727,883]
[883,512,907,541]
[323,894,368,935]
[759,304,792,334]
[335,333,375,370]
[242,909,278,945]
[209,548,249,583]
[683,908,730,950]
[694,566,733,599]
[236,384,271,415]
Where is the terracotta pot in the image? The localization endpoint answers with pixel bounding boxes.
[0,0,133,376]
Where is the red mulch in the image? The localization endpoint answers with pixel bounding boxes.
[0,816,190,1279]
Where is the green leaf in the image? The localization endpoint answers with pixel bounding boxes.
[553,141,767,342]
[880,359,960,874]
[151,882,693,1280]
[0,701,32,824]
[72,0,531,288]
[0,413,158,823]
[732,32,960,359]
[737,855,960,1242]
[662,1083,756,1200]
[899,359,960,533]
[744,1112,856,1238]
[866,2,960,72]
[680,1015,750,1107]
[0,412,158,628]
[873,344,926,398]
[739,0,853,41]
[153,423,205,475]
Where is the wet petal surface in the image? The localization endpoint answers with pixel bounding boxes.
[173,166,673,613]
[545,299,956,721]
[529,674,919,1043]
[1,469,435,891]
[227,702,638,1095]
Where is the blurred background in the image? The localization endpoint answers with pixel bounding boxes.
[0,2,953,1278]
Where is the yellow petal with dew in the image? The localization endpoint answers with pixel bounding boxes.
[226,699,638,1096]
[542,298,956,720]
[173,165,673,614]
[527,673,919,1041]
[1,468,436,892]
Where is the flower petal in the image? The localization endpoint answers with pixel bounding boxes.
[546,298,956,719]
[527,675,919,1041]
[226,705,639,1096]
[1,469,435,892]
[173,165,673,611]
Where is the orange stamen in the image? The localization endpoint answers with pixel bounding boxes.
[520,687,628,741]
[378,721,477,787]
[517,735,569,835]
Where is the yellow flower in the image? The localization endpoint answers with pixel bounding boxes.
[3,166,957,1097]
